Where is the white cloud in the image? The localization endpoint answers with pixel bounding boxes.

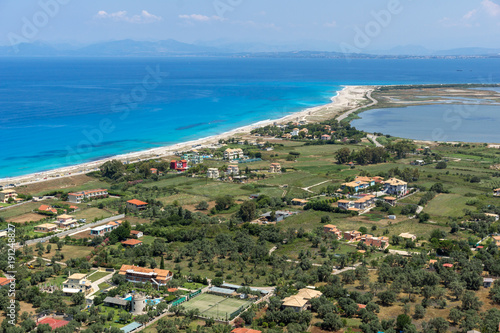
[482,0,500,16]
[178,14,224,22]
[232,20,279,30]
[324,21,337,28]
[463,9,477,20]
[95,10,162,23]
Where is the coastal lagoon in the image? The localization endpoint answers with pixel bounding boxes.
[1,57,500,178]
[351,104,500,143]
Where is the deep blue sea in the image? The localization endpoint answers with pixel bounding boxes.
[1,57,500,179]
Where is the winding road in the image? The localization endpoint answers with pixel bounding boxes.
[336,89,378,122]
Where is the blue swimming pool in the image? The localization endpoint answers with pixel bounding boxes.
[123,296,161,305]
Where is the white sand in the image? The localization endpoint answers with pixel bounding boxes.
[0,85,374,186]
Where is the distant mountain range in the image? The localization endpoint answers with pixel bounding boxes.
[0,39,499,58]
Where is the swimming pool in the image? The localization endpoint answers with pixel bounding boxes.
[123,296,161,305]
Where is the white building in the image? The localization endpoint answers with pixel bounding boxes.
[383,178,408,197]
[224,148,244,160]
[63,273,92,295]
[207,168,220,179]
[68,189,108,203]
[226,165,240,175]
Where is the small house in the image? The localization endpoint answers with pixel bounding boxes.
[130,230,143,238]
[484,278,494,288]
[291,198,308,206]
[127,199,148,211]
[34,223,58,233]
[121,239,143,248]
[269,163,281,173]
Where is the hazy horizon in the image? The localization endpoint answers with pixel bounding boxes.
[1,0,500,54]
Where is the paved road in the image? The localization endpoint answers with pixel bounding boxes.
[86,270,115,298]
[337,89,378,122]
[332,263,362,275]
[367,134,383,147]
[17,214,125,248]
[28,256,67,266]
[301,180,332,193]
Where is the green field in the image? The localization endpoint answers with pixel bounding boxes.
[181,293,252,320]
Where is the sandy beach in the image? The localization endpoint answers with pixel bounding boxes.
[0,85,374,187]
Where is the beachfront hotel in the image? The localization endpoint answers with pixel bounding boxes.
[67,189,108,203]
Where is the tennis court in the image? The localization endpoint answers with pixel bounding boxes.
[182,293,252,320]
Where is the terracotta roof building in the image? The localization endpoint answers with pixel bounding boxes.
[121,239,143,248]
[127,199,148,210]
[119,264,173,287]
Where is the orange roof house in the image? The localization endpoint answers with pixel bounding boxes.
[120,239,143,247]
[38,205,58,214]
[119,264,173,286]
[126,199,148,210]
[0,277,13,286]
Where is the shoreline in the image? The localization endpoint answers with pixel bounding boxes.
[0,85,373,186]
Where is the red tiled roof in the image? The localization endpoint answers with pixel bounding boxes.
[357,304,366,309]
[167,288,178,292]
[130,230,142,235]
[121,239,143,246]
[37,318,70,330]
[0,277,13,286]
[38,204,50,211]
[127,199,148,206]
[443,263,454,268]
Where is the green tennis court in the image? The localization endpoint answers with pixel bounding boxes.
[182,293,252,320]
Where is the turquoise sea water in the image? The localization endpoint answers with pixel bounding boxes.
[1,57,500,178]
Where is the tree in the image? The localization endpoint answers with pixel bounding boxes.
[46,244,51,253]
[396,314,412,331]
[418,212,430,223]
[448,307,463,325]
[215,195,234,211]
[321,313,343,331]
[71,292,85,305]
[238,201,256,222]
[135,314,149,325]
[413,304,425,319]
[100,160,126,180]
[119,312,132,323]
[196,201,209,210]
[160,256,165,269]
[427,317,449,333]
[336,147,351,164]
[56,240,64,250]
[449,280,465,300]
[435,161,447,169]
[461,290,482,311]
[378,290,397,306]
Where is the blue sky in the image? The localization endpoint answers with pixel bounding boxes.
[1,0,499,51]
